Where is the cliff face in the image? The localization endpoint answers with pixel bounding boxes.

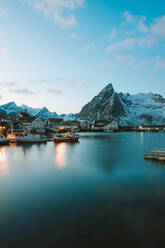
[78,84,126,122]
[78,83,165,126]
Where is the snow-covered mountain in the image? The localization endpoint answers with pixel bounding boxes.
[20,104,41,116]
[78,83,165,126]
[37,107,58,119]
[0,102,77,121]
[0,102,22,115]
[59,113,78,121]
[0,102,42,116]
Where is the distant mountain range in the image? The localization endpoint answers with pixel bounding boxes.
[78,83,165,126]
[1,83,165,126]
[0,102,78,121]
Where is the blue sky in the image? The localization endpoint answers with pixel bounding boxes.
[0,0,165,113]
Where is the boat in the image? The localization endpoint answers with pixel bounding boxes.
[144,148,165,161]
[0,136,10,145]
[54,131,79,143]
[16,133,48,144]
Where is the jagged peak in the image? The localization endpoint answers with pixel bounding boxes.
[37,107,50,115]
[41,107,49,112]
[102,83,114,93]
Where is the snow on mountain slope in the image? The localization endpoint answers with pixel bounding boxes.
[20,104,41,116]
[0,101,77,120]
[1,85,165,126]
[0,102,77,120]
[59,113,78,121]
[0,102,22,115]
[78,83,165,126]
[0,102,41,116]
[119,92,165,125]
[37,107,58,119]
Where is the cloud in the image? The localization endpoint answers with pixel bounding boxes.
[11,88,35,95]
[0,78,87,92]
[107,38,137,53]
[123,11,148,33]
[151,15,165,38]
[101,55,138,68]
[106,35,158,53]
[47,88,63,95]
[154,56,165,69]
[101,54,165,71]
[0,81,17,88]
[27,77,86,88]
[141,56,165,70]
[138,16,148,33]
[1,48,11,56]
[25,0,84,29]
[54,78,86,88]
[85,44,97,50]
[106,13,165,53]
[109,28,117,40]
[123,11,135,23]
[138,35,157,47]
[115,55,138,65]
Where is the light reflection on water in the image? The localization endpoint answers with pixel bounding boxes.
[0,132,165,248]
[55,143,67,169]
[0,147,9,178]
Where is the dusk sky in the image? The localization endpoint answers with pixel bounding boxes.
[0,0,165,113]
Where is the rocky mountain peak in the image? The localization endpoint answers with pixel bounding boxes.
[77,83,165,126]
[40,107,49,113]
[37,107,50,117]
[101,83,114,93]
[78,83,126,121]
[97,83,115,104]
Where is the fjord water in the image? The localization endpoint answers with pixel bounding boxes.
[0,133,165,248]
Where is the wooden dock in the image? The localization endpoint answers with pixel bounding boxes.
[144,148,165,161]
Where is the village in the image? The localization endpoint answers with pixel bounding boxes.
[0,112,165,139]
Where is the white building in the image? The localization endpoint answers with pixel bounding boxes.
[91,120,119,131]
[30,118,52,133]
[103,120,119,131]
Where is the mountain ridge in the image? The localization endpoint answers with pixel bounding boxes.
[1,83,165,126]
[0,102,78,120]
[78,83,165,126]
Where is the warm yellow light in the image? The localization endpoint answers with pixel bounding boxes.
[0,148,9,178]
[55,143,67,169]
[10,133,16,140]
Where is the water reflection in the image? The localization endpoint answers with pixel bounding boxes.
[0,147,9,178]
[0,133,165,248]
[16,143,47,157]
[149,160,165,168]
[140,132,143,145]
[55,143,67,169]
[82,135,122,174]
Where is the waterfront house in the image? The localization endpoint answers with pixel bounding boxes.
[30,117,45,133]
[138,125,165,132]
[91,120,119,132]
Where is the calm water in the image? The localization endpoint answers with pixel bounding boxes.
[0,132,165,248]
